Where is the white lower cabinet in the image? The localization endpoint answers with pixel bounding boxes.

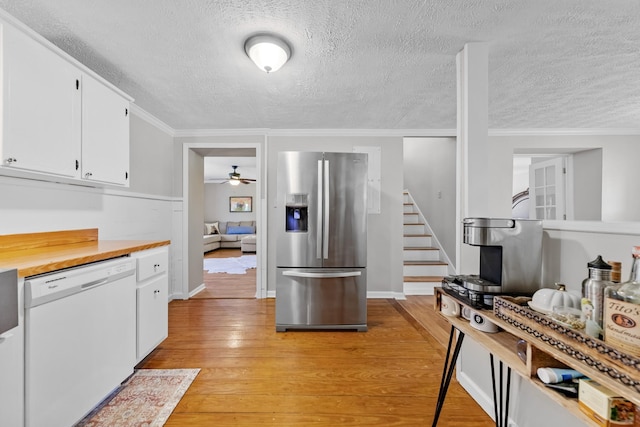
[0,278,23,427]
[131,247,169,361]
[137,275,168,359]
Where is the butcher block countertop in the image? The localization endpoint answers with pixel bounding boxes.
[0,228,170,278]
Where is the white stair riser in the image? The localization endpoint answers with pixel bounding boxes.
[403,236,432,246]
[403,249,440,261]
[403,282,439,296]
[403,223,425,234]
[403,214,420,224]
[403,205,415,213]
[403,194,409,203]
[403,264,448,276]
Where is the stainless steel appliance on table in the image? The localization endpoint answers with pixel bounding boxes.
[276,151,368,331]
[443,217,543,308]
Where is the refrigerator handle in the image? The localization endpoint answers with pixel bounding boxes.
[282,271,361,278]
[323,159,330,259]
[317,160,323,259]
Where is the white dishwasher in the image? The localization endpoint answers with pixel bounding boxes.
[24,256,136,427]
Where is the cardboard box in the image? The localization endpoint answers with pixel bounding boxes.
[579,379,635,426]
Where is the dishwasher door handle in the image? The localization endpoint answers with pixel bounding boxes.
[80,278,109,290]
[282,271,361,279]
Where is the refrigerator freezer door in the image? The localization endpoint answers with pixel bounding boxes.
[275,268,367,331]
[323,152,368,268]
[277,151,324,268]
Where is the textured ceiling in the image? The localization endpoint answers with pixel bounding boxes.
[1,0,639,130]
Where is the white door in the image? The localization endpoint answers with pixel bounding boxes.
[81,74,130,185]
[2,24,81,177]
[529,157,566,220]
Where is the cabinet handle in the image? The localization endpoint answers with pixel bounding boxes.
[125,108,128,117]
[125,171,129,180]
[154,289,160,294]
[76,79,79,90]
[75,160,79,171]
[85,172,92,178]
[5,157,17,164]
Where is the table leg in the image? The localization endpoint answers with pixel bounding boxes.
[489,355,512,427]
[432,325,465,427]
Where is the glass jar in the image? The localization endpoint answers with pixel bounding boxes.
[603,246,640,356]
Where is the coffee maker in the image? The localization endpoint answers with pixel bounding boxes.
[443,218,543,307]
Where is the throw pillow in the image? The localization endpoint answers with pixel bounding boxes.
[226,225,255,234]
[204,222,220,234]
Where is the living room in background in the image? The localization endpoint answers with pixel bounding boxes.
[201,155,257,298]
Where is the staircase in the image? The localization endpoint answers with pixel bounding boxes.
[403,191,449,295]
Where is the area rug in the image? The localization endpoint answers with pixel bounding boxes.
[75,368,200,427]
[204,254,256,274]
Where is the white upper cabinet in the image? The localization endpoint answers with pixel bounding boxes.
[81,75,130,186]
[0,17,132,186]
[1,23,82,178]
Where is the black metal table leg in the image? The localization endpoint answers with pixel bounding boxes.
[489,355,512,427]
[432,325,465,427]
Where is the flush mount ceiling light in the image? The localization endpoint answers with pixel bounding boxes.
[244,34,291,73]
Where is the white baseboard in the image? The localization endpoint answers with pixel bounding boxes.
[457,366,518,427]
[189,283,205,298]
[367,291,405,299]
[266,291,406,300]
[403,282,437,295]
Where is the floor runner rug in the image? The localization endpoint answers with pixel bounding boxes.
[75,368,200,427]
[204,254,256,274]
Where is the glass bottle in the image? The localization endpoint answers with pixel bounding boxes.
[603,246,640,356]
[581,255,612,338]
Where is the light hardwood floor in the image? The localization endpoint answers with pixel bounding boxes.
[194,249,256,299]
[138,296,493,426]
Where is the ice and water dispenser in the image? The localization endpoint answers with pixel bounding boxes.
[285,194,308,232]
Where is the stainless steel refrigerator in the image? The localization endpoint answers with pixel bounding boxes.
[276,151,368,331]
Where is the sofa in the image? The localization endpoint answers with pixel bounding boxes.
[204,221,256,253]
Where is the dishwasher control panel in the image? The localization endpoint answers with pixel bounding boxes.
[24,257,135,308]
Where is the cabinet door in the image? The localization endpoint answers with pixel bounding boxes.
[137,275,168,359]
[0,278,24,427]
[81,74,130,186]
[2,24,81,177]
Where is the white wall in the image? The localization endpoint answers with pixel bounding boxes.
[489,134,640,222]
[266,136,404,296]
[129,114,174,197]
[403,137,457,267]
[186,150,204,295]
[204,182,256,223]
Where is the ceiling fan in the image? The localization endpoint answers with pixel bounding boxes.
[222,165,256,185]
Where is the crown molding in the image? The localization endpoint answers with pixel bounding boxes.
[174,128,457,138]
[130,104,176,136]
[489,128,640,136]
[124,107,640,140]
[173,128,270,138]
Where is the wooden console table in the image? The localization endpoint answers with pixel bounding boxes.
[432,287,639,427]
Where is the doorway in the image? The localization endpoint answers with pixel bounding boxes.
[180,139,265,300]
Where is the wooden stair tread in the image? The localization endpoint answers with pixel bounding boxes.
[404,234,432,237]
[404,212,418,215]
[404,246,439,251]
[403,260,447,266]
[403,276,444,282]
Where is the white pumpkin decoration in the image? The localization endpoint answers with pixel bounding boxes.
[530,284,581,313]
